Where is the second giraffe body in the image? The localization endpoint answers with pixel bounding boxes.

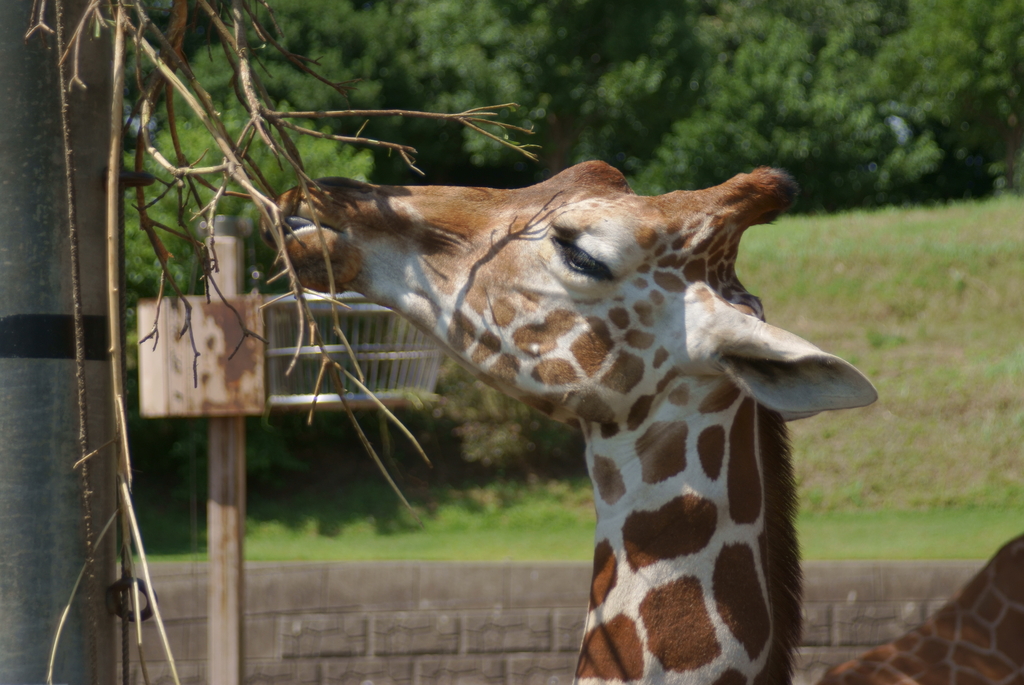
[267,162,878,684]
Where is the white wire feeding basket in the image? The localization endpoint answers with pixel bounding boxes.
[264,293,444,410]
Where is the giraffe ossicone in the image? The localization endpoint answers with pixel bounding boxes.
[266,161,878,685]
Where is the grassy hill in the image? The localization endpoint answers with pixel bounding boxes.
[739,196,1024,511]
[141,195,1024,561]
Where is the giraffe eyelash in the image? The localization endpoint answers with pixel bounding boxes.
[553,236,614,281]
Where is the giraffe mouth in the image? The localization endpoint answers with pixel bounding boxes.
[280,215,339,240]
[257,204,363,292]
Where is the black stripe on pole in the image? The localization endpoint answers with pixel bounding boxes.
[0,314,107,360]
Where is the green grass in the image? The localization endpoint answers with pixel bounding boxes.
[798,509,1023,560]
[739,195,1024,512]
[146,507,1024,562]
[144,195,1024,562]
[145,480,1023,563]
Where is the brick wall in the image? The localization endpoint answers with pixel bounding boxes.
[126,559,982,685]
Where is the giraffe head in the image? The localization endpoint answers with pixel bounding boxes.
[268,161,876,428]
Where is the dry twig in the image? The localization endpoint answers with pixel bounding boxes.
[53,6,540,663]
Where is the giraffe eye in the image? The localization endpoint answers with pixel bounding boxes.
[553,237,613,281]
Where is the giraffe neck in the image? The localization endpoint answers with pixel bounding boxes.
[575,382,801,685]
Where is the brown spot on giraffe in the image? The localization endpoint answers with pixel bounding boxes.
[635,421,688,484]
[593,455,626,505]
[489,354,520,383]
[464,283,488,316]
[711,669,748,685]
[512,309,577,357]
[649,289,665,305]
[955,669,991,685]
[653,347,669,369]
[627,394,655,431]
[471,329,502,364]
[575,391,616,423]
[729,399,762,524]
[933,610,957,639]
[520,289,543,306]
[447,311,476,353]
[589,539,618,608]
[601,351,645,394]
[699,379,742,413]
[653,271,686,292]
[622,495,717,570]
[917,637,950,663]
[632,301,655,327]
[576,615,645,682]
[490,297,517,327]
[713,543,771,660]
[532,358,578,385]
[698,425,726,480]
[600,423,619,439]
[633,277,649,289]
[640,575,722,672]
[684,258,707,283]
[625,329,654,350]
[571,317,615,376]
[995,607,1024,664]
[918,664,953,685]
[608,307,630,329]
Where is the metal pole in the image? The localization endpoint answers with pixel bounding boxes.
[0,1,116,683]
[207,216,248,685]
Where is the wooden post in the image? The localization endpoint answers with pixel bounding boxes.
[208,414,245,683]
[206,217,247,685]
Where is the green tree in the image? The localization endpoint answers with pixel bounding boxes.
[878,0,1024,190]
[399,0,704,175]
[636,0,943,211]
[182,0,703,185]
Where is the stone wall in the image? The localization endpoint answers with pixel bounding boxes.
[126,559,982,685]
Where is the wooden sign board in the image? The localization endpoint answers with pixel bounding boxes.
[137,295,264,417]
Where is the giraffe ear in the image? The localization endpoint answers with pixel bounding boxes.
[721,348,877,421]
[702,309,878,420]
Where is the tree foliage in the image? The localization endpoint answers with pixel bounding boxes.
[633,0,946,210]
[170,0,1021,207]
[878,0,1024,190]
[199,0,703,186]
